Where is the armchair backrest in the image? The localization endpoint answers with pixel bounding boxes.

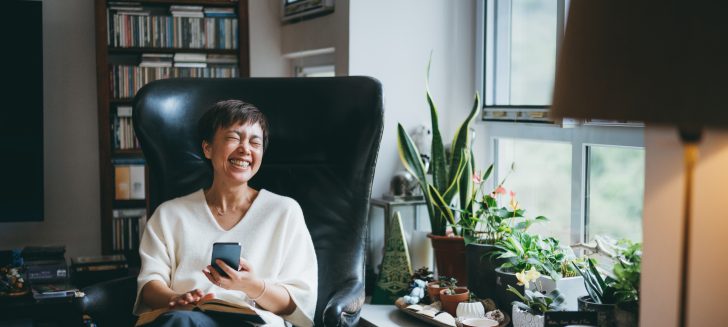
[133,77,383,326]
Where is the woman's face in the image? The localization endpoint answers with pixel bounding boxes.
[202,121,264,186]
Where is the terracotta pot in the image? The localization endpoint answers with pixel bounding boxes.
[426,281,446,303]
[428,234,468,286]
[439,287,469,316]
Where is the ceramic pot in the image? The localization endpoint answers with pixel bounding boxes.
[615,301,639,327]
[511,305,544,327]
[577,295,616,327]
[429,234,468,286]
[460,317,499,327]
[494,267,523,312]
[537,275,587,311]
[465,242,504,301]
[439,287,469,316]
[456,301,485,319]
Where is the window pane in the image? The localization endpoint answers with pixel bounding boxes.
[496,138,571,243]
[510,0,557,105]
[587,146,645,242]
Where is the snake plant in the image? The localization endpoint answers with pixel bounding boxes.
[397,58,480,237]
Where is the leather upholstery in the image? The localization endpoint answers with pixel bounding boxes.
[82,77,383,326]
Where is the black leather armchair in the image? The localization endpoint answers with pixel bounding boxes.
[81,77,383,326]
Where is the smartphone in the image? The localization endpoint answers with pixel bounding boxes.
[211,242,241,277]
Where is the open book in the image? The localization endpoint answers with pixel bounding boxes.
[135,298,265,326]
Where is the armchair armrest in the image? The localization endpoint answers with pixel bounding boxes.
[80,275,137,327]
[323,281,365,327]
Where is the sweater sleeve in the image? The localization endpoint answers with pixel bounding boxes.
[275,201,318,327]
[133,205,173,315]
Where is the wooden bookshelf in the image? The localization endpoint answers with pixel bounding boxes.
[94,0,250,264]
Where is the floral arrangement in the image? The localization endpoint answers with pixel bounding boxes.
[507,267,565,315]
[453,164,548,245]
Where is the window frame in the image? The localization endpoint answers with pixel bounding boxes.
[475,0,644,245]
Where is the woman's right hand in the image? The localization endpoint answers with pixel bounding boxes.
[168,289,214,308]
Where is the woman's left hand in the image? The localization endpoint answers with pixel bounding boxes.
[203,257,261,294]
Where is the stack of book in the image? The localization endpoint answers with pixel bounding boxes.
[139,53,173,68]
[112,208,147,253]
[174,53,207,68]
[71,255,129,289]
[22,246,80,301]
[170,5,203,18]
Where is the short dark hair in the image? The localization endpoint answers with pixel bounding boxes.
[197,99,270,150]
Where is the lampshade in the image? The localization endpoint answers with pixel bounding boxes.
[551,0,728,128]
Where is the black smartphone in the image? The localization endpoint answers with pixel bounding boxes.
[211,242,241,277]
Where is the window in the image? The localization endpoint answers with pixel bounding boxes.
[477,0,644,244]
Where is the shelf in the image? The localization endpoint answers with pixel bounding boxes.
[113,149,143,157]
[113,199,147,209]
[96,0,249,256]
[109,47,238,55]
[111,0,240,6]
[111,98,134,104]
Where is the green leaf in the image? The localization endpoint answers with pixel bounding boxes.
[425,57,447,196]
[448,92,480,185]
[428,184,456,229]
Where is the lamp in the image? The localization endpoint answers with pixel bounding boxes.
[551,1,728,326]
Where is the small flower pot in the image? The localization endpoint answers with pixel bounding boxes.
[511,305,544,327]
[439,287,469,316]
[577,295,616,327]
[427,281,446,302]
[456,301,485,319]
[494,267,523,312]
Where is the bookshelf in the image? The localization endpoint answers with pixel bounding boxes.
[94,0,250,266]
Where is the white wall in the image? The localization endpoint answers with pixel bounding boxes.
[281,0,349,76]
[349,0,477,198]
[642,127,728,327]
[0,0,101,259]
[249,0,289,77]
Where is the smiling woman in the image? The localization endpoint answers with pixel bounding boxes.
[134,100,318,327]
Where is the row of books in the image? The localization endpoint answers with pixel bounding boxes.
[112,208,147,252]
[114,158,145,200]
[108,10,238,49]
[113,105,139,150]
[140,53,237,68]
[110,65,239,99]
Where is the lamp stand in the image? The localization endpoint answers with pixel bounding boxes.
[678,128,702,327]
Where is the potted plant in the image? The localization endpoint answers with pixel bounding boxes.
[438,277,470,316]
[492,231,585,311]
[461,171,536,302]
[507,268,565,327]
[397,58,480,284]
[573,241,641,327]
[426,275,453,303]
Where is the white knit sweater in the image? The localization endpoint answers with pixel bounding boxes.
[134,189,318,327]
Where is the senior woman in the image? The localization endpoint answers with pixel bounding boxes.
[134,100,318,327]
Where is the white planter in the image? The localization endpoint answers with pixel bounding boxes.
[511,306,544,327]
[456,301,485,319]
[537,275,587,311]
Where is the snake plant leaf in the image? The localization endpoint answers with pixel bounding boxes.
[442,149,469,206]
[425,56,448,196]
[397,123,427,183]
[398,123,441,234]
[448,92,480,185]
[428,184,456,228]
[458,149,475,225]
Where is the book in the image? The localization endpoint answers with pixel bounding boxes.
[31,283,79,300]
[135,298,265,326]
